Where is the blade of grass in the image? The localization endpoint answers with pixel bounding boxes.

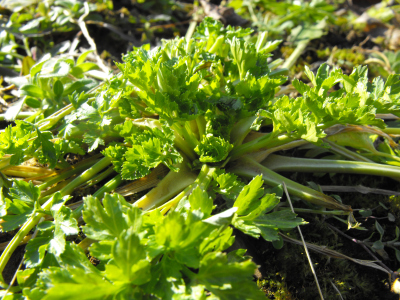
[283,182,325,300]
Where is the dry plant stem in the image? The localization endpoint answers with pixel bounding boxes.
[279,233,390,273]
[1,166,56,178]
[115,164,169,196]
[283,182,325,300]
[185,1,199,41]
[326,223,394,278]
[281,40,308,70]
[0,235,32,252]
[330,281,344,300]
[75,2,110,73]
[1,257,23,299]
[320,185,400,197]
[85,20,139,45]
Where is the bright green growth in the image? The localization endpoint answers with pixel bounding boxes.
[2,16,400,299]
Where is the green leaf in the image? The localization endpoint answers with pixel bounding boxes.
[76,50,94,65]
[117,121,183,180]
[42,268,123,300]
[83,133,105,152]
[25,96,42,108]
[30,58,49,78]
[203,207,238,226]
[315,63,330,88]
[375,220,384,238]
[1,211,32,232]
[292,78,311,94]
[196,252,265,299]
[254,210,305,230]
[372,240,384,251]
[105,229,151,285]
[82,194,131,241]
[213,171,245,200]
[20,84,44,98]
[195,134,233,163]
[9,180,40,205]
[53,80,64,97]
[89,241,113,261]
[70,62,99,77]
[21,56,36,76]
[304,65,316,86]
[233,175,265,216]
[189,186,214,218]
[24,233,52,268]
[49,205,79,256]
[272,235,284,249]
[39,61,70,78]
[33,129,58,168]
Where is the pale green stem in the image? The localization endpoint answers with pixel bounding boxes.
[0,198,51,287]
[382,127,400,135]
[133,162,197,211]
[288,207,353,216]
[230,132,297,161]
[263,154,400,179]
[230,116,257,147]
[0,157,11,172]
[38,155,102,191]
[228,156,352,211]
[0,112,34,121]
[72,174,123,220]
[0,157,112,286]
[281,40,308,70]
[156,164,216,214]
[0,51,25,60]
[323,139,374,163]
[78,166,115,189]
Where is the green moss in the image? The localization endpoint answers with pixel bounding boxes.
[257,273,294,300]
[316,48,365,69]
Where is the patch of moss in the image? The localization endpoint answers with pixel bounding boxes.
[316,47,365,69]
[257,273,294,300]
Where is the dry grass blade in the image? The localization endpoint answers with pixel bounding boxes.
[115,164,169,196]
[0,235,32,251]
[282,182,325,300]
[320,185,400,196]
[279,233,391,274]
[330,280,344,300]
[375,114,400,120]
[85,20,139,45]
[74,2,110,73]
[325,124,398,148]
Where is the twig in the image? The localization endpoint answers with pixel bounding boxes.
[1,257,23,300]
[283,182,325,300]
[185,2,199,41]
[73,3,110,74]
[326,222,394,278]
[330,281,344,300]
[279,233,390,273]
[68,32,82,55]
[85,20,139,46]
[319,185,400,197]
